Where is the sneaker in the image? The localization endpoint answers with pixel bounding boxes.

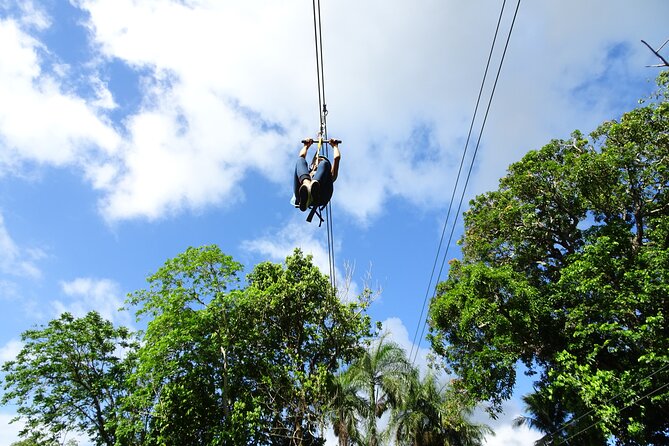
[310,180,320,206]
[298,184,309,212]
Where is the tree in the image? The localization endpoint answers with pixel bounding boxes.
[390,371,491,446]
[513,386,605,445]
[10,440,78,446]
[121,245,372,445]
[328,369,368,446]
[243,248,372,445]
[118,245,248,445]
[1,312,136,446]
[346,334,413,446]
[429,73,669,443]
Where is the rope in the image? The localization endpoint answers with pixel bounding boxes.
[311,0,336,293]
[311,0,323,125]
[410,0,522,365]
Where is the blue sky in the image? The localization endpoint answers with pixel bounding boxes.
[1,0,668,444]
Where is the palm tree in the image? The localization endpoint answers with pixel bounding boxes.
[390,372,491,446]
[329,369,368,446]
[513,389,570,445]
[390,369,437,446]
[514,387,609,446]
[347,334,414,446]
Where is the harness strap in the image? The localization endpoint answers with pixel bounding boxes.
[306,205,325,227]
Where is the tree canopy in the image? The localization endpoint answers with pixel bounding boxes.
[429,73,669,444]
[2,246,374,445]
[120,245,373,445]
[1,311,136,446]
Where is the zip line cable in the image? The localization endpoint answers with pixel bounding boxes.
[408,0,509,363]
[311,0,324,126]
[410,0,522,365]
[311,0,336,292]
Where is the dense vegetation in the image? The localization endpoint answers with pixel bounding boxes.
[2,247,484,445]
[429,72,669,445]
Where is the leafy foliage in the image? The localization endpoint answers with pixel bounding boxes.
[1,312,136,446]
[1,241,495,446]
[429,73,669,443]
[120,245,373,445]
[330,335,489,446]
[329,369,368,446]
[346,335,414,446]
[389,371,491,446]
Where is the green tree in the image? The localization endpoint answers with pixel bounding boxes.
[328,369,368,446]
[121,245,372,445]
[390,371,491,446]
[119,245,247,445]
[10,440,78,446]
[429,73,669,443]
[243,248,372,445]
[1,312,136,446]
[346,334,413,446]
[513,386,605,445]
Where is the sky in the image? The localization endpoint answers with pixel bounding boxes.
[0,0,668,444]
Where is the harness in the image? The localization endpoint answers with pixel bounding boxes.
[306,203,326,226]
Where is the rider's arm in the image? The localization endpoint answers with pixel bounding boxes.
[299,139,313,158]
[330,141,341,182]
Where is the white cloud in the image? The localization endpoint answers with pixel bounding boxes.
[1,0,667,224]
[0,212,43,278]
[241,217,363,298]
[0,411,94,446]
[0,338,22,362]
[471,395,544,446]
[16,0,51,30]
[71,0,308,221]
[0,279,21,300]
[0,412,24,446]
[77,0,669,224]
[380,317,432,376]
[54,277,130,325]
[0,16,120,174]
[484,423,542,446]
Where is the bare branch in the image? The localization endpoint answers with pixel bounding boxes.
[641,39,669,67]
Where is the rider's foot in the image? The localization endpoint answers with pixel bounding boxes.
[310,180,320,206]
[298,184,310,212]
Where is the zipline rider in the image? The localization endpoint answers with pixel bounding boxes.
[293,138,341,212]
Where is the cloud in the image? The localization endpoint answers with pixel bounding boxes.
[0,15,120,174]
[241,217,363,298]
[2,0,667,224]
[0,338,22,362]
[0,411,94,446]
[0,279,21,300]
[0,412,24,446]
[470,394,544,446]
[71,0,307,221]
[54,277,130,325]
[241,218,333,271]
[79,0,669,224]
[483,423,542,446]
[380,317,433,376]
[0,212,43,278]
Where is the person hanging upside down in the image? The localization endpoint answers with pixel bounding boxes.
[293,138,341,212]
